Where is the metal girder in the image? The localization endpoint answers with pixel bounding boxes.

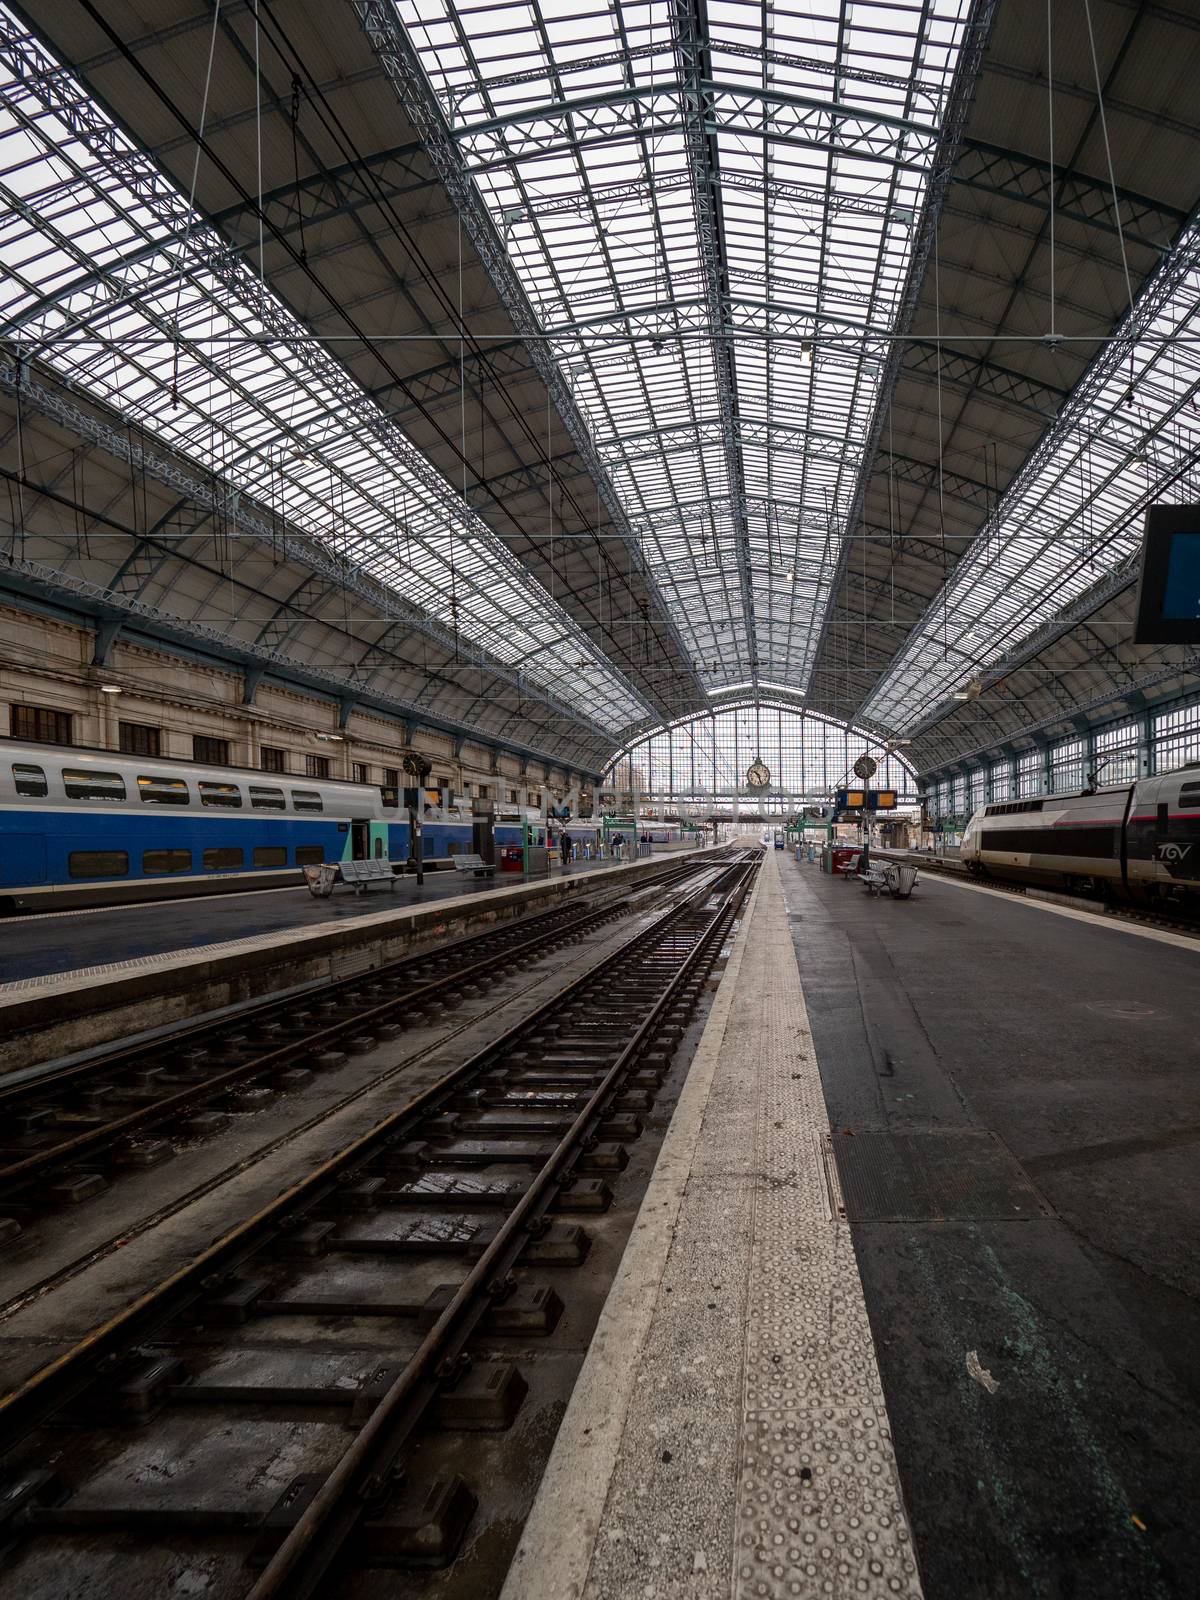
[0,360,614,745]
[447,34,944,120]
[874,452,995,515]
[862,203,1200,733]
[898,560,1143,746]
[503,165,915,229]
[956,138,1186,254]
[90,618,122,666]
[1,551,606,771]
[352,0,706,719]
[901,341,1069,420]
[674,0,754,680]
[802,0,998,700]
[916,653,1200,776]
[0,15,645,738]
[451,78,940,174]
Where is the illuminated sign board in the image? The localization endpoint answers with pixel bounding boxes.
[1133,504,1200,644]
[836,789,897,811]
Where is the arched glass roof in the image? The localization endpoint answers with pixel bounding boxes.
[393,0,975,694]
[603,698,918,800]
[5,2,1199,777]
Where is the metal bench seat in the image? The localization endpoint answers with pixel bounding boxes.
[452,852,495,878]
[338,858,397,893]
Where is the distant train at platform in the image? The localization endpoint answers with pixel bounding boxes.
[959,766,1200,905]
[0,740,513,912]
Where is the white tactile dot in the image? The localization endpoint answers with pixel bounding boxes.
[730,854,921,1599]
[505,853,920,1600]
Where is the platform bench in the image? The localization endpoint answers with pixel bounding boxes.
[338,858,397,893]
[452,852,496,879]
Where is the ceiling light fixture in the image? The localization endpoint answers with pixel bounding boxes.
[99,684,122,694]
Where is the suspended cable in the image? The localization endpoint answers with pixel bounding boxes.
[172,0,221,406]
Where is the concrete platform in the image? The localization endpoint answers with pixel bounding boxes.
[505,849,1200,1599]
[0,850,679,984]
[0,846,710,1076]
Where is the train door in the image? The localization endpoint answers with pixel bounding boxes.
[472,815,495,865]
[351,819,370,860]
[472,798,495,865]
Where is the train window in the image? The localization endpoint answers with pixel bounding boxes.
[137,775,190,805]
[291,790,323,813]
[142,848,192,874]
[198,782,243,809]
[202,846,244,870]
[12,763,47,797]
[249,785,287,811]
[68,850,129,878]
[253,846,288,868]
[63,769,126,801]
[295,844,325,864]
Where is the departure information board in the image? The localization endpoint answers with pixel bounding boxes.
[1134,505,1200,643]
[836,789,897,811]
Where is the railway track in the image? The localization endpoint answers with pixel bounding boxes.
[0,853,722,1234]
[0,851,759,1598]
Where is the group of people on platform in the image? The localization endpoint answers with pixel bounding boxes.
[552,829,641,867]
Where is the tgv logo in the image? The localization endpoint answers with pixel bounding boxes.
[1157,842,1192,862]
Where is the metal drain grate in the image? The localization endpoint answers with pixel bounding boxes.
[830,1129,1048,1222]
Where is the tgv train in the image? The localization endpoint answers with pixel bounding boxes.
[959,767,1200,905]
[0,741,528,912]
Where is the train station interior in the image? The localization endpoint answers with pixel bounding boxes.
[0,1,1198,1596]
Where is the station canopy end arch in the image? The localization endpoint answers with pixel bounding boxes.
[602,698,918,811]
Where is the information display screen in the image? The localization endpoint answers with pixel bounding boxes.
[1163,532,1200,619]
[836,788,897,811]
[1133,506,1200,643]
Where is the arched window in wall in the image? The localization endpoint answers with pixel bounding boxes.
[602,702,918,807]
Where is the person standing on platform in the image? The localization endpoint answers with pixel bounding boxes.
[560,829,573,868]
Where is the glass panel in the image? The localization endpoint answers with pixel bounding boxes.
[63,769,126,801]
[142,848,192,874]
[249,785,287,811]
[0,14,643,733]
[12,763,47,797]
[138,775,190,805]
[202,846,245,870]
[68,850,129,878]
[295,844,325,864]
[198,782,243,809]
[253,846,288,867]
[602,701,918,812]
[291,790,324,813]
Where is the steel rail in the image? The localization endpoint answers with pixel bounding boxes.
[0,854,721,1203]
[0,855,750,1455]
[246,856,758,1597]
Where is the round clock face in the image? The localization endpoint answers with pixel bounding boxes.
[746,758,771,789]
[853,754,878,780]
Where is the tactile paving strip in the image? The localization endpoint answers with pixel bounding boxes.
[0,933,298,993]
[731,854,922,1599]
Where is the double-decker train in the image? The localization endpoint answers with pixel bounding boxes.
[959,766,1200,905]
[0,741,534,912]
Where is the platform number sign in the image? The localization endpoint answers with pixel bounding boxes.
[852,754,877,781]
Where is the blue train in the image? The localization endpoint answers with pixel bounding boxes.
[0,740,526,911]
